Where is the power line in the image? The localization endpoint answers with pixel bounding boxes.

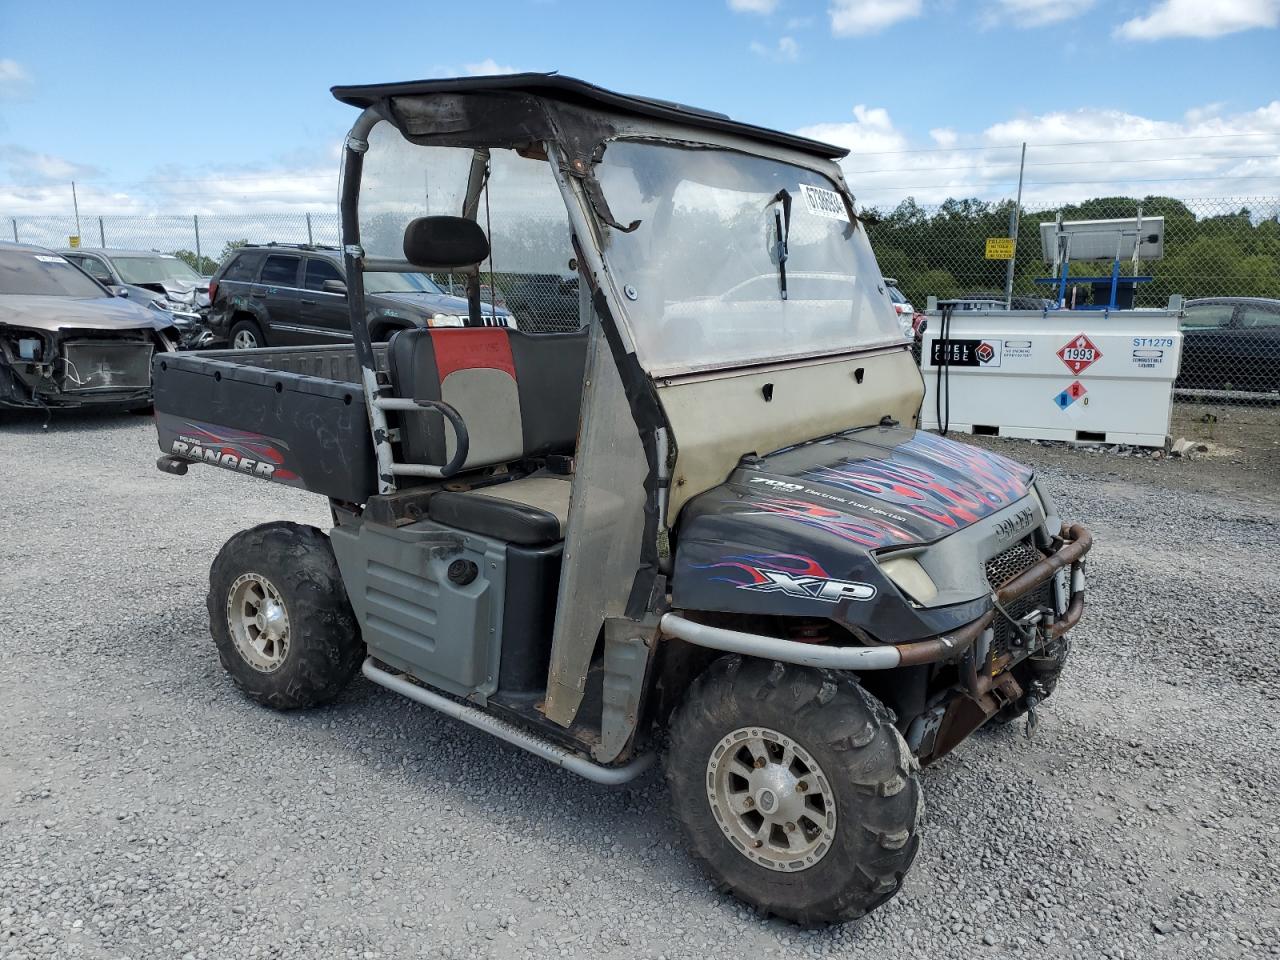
[849,153,1280,175]
[854,173,1280,193]
[841,131,1280,158]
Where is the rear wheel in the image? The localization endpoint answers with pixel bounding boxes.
[208,522,362,709]
[666,657,922,925]
[229,317,266,350]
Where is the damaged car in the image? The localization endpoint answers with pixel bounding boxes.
[1,242,179,411]
[60,247,213,348]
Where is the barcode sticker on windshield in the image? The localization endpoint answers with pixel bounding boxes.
[799,184,849,222]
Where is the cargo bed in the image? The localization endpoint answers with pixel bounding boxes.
[152,344,387,503]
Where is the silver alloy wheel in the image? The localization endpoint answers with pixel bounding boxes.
[706,726,837,872]
[232,328,259,349]
[226,572,291,673]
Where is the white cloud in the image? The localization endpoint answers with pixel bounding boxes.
[728,0,779,13]
[463,58,519,76]
[0,59,33,100]
[983,0,1095,28]
[796,104,909,155]
[1117,0,1280,40]
[828,0,922,36]
[749,35,801,60]
[797,101,1280,206]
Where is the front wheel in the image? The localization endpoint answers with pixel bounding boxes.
[208,522,363,709]
[666,657,922,925]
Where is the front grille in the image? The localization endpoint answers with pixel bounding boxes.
[985,538,1043,589]
[985,538,1051,663]
[61,340,153,392]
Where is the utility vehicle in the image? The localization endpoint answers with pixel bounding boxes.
[151,74,1091,925]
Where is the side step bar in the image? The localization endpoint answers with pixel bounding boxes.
[360,658,655,786]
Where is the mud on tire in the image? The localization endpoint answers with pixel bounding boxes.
[208,521,362,709]
[665,656,922,926]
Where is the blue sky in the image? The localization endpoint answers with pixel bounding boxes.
[1,0,1278,214]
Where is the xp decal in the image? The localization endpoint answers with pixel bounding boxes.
[697,553,876,603]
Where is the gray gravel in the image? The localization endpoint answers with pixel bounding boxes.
[2,410,1278,960]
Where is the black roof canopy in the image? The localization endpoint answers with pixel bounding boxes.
[330,72,848,160]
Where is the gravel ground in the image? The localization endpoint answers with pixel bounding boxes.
[2,410,1278,960]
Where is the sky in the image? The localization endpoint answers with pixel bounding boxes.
[1,0,1279,219]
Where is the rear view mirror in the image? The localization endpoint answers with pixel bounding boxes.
[323,279,348,296]
[111,285,130,298]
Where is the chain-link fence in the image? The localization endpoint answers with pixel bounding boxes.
[8,197,1279,421]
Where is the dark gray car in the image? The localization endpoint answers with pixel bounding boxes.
[207,244,513,348]
[0,243,179,409]
[60,247,212,347]
[1178,297,1280,395]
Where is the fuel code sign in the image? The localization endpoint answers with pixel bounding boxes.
[1057,333,1103,374]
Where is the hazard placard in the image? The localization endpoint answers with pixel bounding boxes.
[984,237,1015,260]
[1057,333,1103,375]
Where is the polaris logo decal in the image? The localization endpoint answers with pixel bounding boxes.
[738,570,877,602]
[992,505,1035,542]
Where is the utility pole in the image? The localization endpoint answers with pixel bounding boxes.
[71,181,82,238]
[1004,142,1027,309]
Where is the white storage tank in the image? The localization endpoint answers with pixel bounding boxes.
[919,299,1184,448]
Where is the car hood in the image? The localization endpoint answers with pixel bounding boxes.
[371,291,511,317]
[681,426,1035,551]
[0,294,176,332]
[671,427,1038,640]
[131,278,209,305]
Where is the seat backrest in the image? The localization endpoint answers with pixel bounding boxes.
[388,326,589,470]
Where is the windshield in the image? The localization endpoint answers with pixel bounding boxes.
[112,255,202,285]
[364,271,445,295]
[0,248,108,298]
[594,141,902,373]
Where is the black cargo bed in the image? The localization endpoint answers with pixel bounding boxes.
[152,344,386,503]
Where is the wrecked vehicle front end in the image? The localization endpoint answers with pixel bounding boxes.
[669,425,1091,765]
[0,246,178,410]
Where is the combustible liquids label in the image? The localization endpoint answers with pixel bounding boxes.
[1057,333,1103,374]
[984,237,1015,260]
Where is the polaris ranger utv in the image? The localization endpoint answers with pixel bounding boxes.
[151,74,1090,925]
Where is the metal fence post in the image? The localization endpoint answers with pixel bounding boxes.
[10,218,16,243]
[99,216,106,248]
[193,215,201,265]
[306,212,313,246]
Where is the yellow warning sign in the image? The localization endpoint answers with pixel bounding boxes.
[67,235,81,248]
[985,237,1015,260]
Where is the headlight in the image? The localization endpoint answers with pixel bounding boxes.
[878,555,938,604]
[429,314,468,328]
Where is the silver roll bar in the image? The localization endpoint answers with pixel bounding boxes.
[659,613,903,670]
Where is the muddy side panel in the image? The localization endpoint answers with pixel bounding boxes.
[151,349,377,503]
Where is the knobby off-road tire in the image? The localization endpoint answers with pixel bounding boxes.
[666,657,922,926]
[991,636,1071,725]
[208,522,362,709]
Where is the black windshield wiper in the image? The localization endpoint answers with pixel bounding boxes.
[769,188,792,301]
